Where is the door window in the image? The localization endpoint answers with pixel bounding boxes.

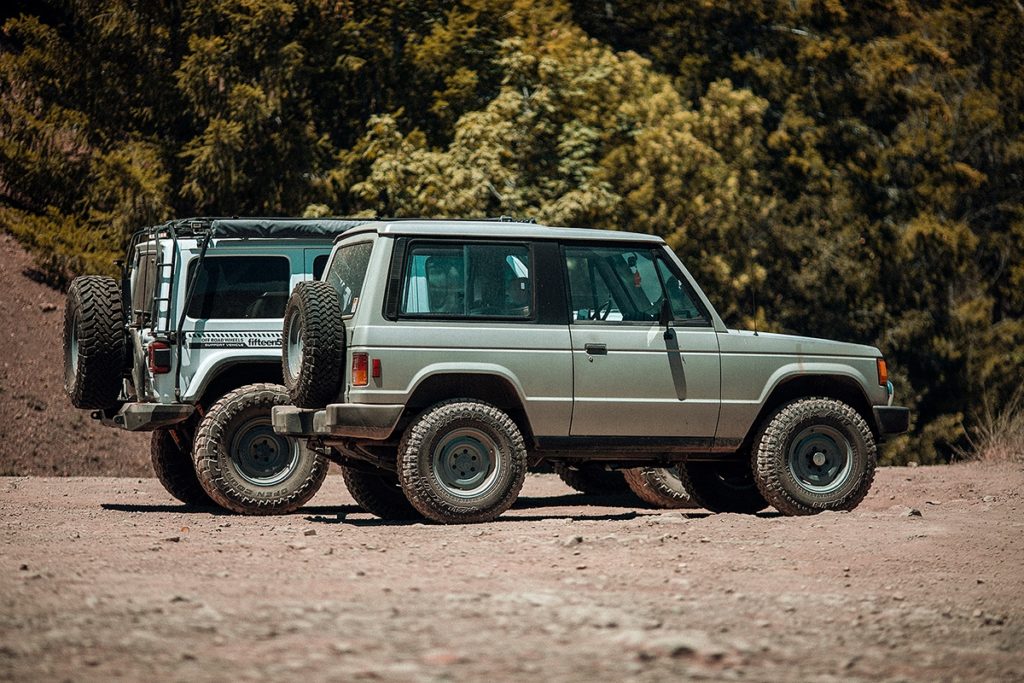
[563,245,708,325]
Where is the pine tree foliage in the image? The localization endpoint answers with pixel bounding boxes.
[1,0,1022,461]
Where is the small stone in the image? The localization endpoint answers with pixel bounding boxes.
[303,529,317,537]
[976,578,985,584]
[163,536,181,542]
[562,535,584,547]
[893,593,905,601]
[900,507,922,517]
[907,461,919,467]
[18,564,28,571]
[38,303,57,312]
[982,495,995,503]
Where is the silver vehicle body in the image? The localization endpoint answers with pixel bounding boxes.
[274,220,906,463]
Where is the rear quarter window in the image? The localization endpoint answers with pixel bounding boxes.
[186,256,291,319]
[325,241,374,316]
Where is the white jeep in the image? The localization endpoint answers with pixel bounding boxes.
[63,217,363,514]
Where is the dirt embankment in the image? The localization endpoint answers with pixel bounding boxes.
[0,234,148,476]
[1,464,1022,682]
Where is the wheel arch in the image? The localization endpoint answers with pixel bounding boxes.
[740,373,877,453]
[191,360,283,408]
[398,371,534,445]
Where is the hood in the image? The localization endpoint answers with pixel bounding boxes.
[717,329,880,358]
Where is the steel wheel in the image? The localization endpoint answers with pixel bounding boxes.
[229,417,301,487]
[432,428,501,498]
[787,425,854,495]
[285,307,303,384]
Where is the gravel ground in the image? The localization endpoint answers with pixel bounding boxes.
[2,464,1022,682]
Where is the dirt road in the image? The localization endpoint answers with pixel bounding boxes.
[1,463,1021,682]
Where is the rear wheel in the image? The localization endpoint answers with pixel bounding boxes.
[63,276,126,409]
[753,397,877,515]
[622,466,696,509]
[194,383,328,515]
[398,400,527,524]
[341,464,420,520]
[677,459,768,514]
[151,426,211,507]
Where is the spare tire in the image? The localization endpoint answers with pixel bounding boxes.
[63,275,126,409]
[282,281,345,408]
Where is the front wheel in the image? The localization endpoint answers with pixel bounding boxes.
[151,426,211,507]
[622,466,696,509]
[193,383,328,515]
[752,397,877,515]
[398,400,527,524]
[341,464,420,520]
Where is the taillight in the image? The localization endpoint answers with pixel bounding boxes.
[352,352,368,387]
[876,358,888,386]
[148,340,171,375]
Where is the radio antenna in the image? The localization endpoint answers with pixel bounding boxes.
[752,282,759,336]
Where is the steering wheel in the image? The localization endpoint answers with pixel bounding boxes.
[594,298,613,321]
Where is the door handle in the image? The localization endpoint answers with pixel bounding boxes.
[584,343,608,355]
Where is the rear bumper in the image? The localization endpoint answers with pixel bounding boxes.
[92,402,194,432]
[272,403,403,440]
[873,405,910,438]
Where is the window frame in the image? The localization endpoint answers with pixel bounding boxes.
[560,242,713,328]
[387,238,538,323]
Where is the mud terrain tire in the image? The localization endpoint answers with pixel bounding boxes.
[398,400,527,524]
[677,460,768,514]
[341,465,421,520]
[63,276,126,409]
[622,466,696,508]
[557,464,628,495]
[753,397,877,515]
[151,427,211,506]
[282,281,345,408]
[194,383,328,514]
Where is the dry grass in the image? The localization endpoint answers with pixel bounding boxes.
[960,387,1024,464]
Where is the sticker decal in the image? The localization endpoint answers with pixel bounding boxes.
[187,331,282,349]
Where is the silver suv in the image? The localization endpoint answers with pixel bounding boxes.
[273,219,909,523]
[63,217,362,514]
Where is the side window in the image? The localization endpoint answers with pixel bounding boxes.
[130,248,159,324]
[312,254,329,280]
[325,241,374,316]
[563,245,709,325]
[186,256,290,319]
[400,243,532,319]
